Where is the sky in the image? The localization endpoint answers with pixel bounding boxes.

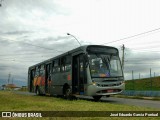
[0,0,160,86]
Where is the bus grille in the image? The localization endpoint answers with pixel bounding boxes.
[96,89,121,93]
[97,83,121,87]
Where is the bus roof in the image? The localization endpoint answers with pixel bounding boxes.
[28,45,118,69]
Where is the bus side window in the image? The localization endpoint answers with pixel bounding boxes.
[66,64,71,72]
[52,60,55,73]
[65,55,71,72]
[53,59,60,73]
[61,57,65,72]
[40,64,45,76]
[35,66,39,77]
[60,56,71,72]
[31,69,35,78]
[52,61,55,72]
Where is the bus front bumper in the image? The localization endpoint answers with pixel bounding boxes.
[86,83,125,96]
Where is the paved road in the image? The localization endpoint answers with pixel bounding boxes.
[13,91,36,96]
[101,97,160,109]
[78,96,160,109]
[14,91,160,109]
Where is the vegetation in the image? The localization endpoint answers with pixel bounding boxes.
[125,76,160,91]
[113,94,160,101]
[17,86,28,91]
[0,91,159,120]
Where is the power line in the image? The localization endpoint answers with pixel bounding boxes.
[123,46,160,53]
[127,43,160,49]
[124,66,160,71]
[0,53,55,58]
[0,59,41,62]
[0,37,64,52]
[20,42,63,52]
[126,56,160,59]
[121,44,125,70]
[103,27,160,44]
[129,49,160,53]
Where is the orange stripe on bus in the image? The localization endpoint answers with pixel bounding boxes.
[33,77,38,86]
[33,76,43,86]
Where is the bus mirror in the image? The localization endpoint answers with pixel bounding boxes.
[83,54,89,68]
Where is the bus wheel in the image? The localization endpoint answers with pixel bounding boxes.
[36,86,40,95]
[93,96,102,101]
[64,88,71,100]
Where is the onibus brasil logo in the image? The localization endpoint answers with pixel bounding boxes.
[2,112,42,117]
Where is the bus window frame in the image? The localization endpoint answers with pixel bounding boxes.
[53,59,60,73]
[35,66,40,77]
[60,55,71,72]
[39,64,45,76]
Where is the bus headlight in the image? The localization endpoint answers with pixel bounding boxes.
[120,81,125,84]
[92,82,96,85]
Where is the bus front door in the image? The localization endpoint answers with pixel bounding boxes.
[72,54,85,95]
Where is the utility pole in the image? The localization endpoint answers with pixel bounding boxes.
[121,44,125,70]
[150,68,152,91]
[12,77,13,84]
[132,70,134,80]
[132,70,134,90]
[8,73,11,84]
[139,73,141,79]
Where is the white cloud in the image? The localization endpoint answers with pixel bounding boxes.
[0,0,160,84]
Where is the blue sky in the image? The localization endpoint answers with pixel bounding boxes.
[0,0,160,86]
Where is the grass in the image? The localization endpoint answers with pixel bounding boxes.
[125,76,160,91]
[113,94,160,101]
[1,91,159,111]
[0,91,159,120]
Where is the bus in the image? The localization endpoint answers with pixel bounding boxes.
[28,45,125,101]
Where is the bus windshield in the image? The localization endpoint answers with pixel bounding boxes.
[88,53,123,78]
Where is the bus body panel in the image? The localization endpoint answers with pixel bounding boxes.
[86,82,125,96]
[51,71,72,95]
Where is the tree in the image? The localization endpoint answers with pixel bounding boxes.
[2,84,6,90]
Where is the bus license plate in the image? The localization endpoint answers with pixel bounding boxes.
[107,90,113,93]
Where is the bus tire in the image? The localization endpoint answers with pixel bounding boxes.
[63,86,71,99]
[93,96,102,101]
[36,86,40,95]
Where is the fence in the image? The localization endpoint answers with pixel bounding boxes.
[124,76,160,97]
[121,90,160,97]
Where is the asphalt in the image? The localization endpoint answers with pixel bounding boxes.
[101,97,160,109]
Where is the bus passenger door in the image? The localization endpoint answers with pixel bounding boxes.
[29,69,35,92]
[72,54,85,95]
[45,63,52,94]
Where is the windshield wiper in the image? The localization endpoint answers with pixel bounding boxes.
[101,55,111,70]
[94,53,111,70]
